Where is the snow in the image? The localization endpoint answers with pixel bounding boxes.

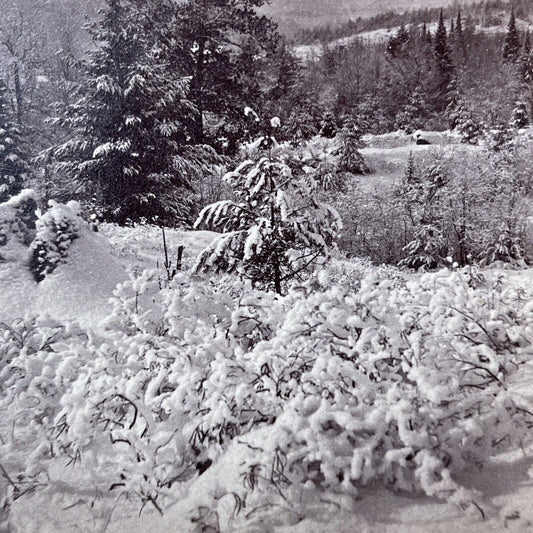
[0,222,217,327]
[8,438,533,532]
[1,134,532,533]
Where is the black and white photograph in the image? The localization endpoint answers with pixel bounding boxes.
[0,0,532,531]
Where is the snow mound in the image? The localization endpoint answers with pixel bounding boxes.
[0,226,127,327]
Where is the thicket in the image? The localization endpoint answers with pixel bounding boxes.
[328,140,533,268]
[0,265,531,526]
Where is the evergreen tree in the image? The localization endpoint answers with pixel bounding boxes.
[169,0,279,145]
[453,10,467,62]
[503,10,521,63]
[433,11,455,114]
[335,116,370,175]
[399,224,447,270]
[448,97,482,144]
[0,80,29,203]
[53,0,208,225]
[194,115,341,294]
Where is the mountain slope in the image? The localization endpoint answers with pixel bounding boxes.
[261,0,488,30]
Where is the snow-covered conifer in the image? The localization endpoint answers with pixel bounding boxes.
[335,116,370,175]
[0,80,29,204]
[194,114,341,293]
[52,0,211,225]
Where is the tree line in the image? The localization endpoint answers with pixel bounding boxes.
[0,0,532,228]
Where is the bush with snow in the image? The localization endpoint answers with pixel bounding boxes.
[29,200,85,282]
[0,189,37,264]
[0,265,531,524]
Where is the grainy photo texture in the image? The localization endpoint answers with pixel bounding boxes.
[0,0,532,531]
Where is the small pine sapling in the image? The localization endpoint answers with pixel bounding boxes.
[400,224,447,270]
[335,116,371,175]
[194,113,341,294]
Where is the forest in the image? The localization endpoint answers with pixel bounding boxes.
[0,0,532,531]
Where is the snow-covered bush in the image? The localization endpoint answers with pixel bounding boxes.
[510,100,529,129]
[1,266,531,522]
[480,224,527,266]
[29,200,84,282]
[0,189,37,264]
[194,118,341,293]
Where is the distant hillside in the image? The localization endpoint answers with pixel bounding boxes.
[261,0,498,31]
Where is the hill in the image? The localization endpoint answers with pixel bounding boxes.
[261,0,496,31]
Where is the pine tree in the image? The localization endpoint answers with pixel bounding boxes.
[335,116,370,175]
[433,10,455,114]
[503,10,521,63]
[0,80,29,203]
[53,0,207,225]
[194,114,341,294]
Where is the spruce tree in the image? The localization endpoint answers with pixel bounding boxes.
[335,117,370,175]
[0,80,29,203]
[453,10,467,62]
[53,0,204,225]
[170,0,279,145]
[194,115,341,294]
[433,10,455,114]
[503,10,521,63]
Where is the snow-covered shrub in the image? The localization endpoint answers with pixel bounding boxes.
[29,200,84,282]
[480,224,527,266]
[1,267,532,522]
[194,118,342,294]
[0,189,37,264]
[237,270,533,508]
[510,100,529,129]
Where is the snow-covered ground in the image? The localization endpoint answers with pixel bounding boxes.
[1,131,532,533]
[0,224,217,327]
[1,217,532,533]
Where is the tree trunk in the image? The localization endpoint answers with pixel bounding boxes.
[13,62,23,125]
